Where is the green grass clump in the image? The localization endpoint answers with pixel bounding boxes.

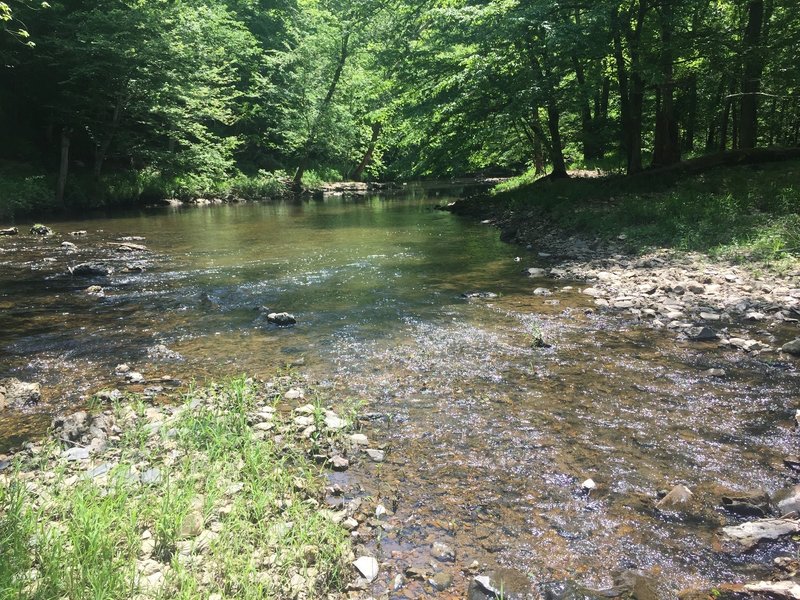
[0,376,355,599]
[492,159,800,268]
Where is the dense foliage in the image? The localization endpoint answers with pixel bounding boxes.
[0,0,798,213]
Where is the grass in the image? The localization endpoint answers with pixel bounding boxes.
[490,158,800,268]
[0,376,357,599]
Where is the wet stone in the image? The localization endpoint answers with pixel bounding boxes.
[267,312,296,326]
[430,572,453,591]
[782,339,800,356]
[722,518,800,548]
[656,485,694,510]
[70,262,113,277]
[686,326,718,341]
[431,541,455,562]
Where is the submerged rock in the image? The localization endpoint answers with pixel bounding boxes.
[720,490,771,518]
[70,262,114,277]
[773,485,800,516]
[469,568,533,600]
[461,291,499,299]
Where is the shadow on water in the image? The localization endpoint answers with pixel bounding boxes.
[1,182,799,592]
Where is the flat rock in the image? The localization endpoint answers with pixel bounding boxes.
[461,291,498,299]
[0,227,18,236]
[743,581,800,599]
[365,448,385,462]
[722,518,800,548]
[527,268,547,277]
[62,447,90,461]
[350,433,369,446]
[353,556,378,583]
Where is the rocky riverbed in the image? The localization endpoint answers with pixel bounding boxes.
[447,198,800,358]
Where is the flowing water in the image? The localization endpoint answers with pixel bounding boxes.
[1,184,799,596]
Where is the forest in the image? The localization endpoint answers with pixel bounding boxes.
[0,0,798,216]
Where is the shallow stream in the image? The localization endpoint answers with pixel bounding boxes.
[1,184,799,595]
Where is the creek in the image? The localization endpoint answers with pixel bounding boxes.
[1,183,798,595]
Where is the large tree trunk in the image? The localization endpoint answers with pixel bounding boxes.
[739,0,764,149]
[626,0,647,174]
[56,127,71,207]
[612,7,632,171]
[293,32,350,188]
[352,122,382,181]
[652,0,680,167]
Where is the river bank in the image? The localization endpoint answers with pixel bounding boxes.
[0,374,389,598]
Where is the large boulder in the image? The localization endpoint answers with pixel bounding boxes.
[0,378,41,409]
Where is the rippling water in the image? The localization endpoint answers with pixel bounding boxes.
[1,184,798,593]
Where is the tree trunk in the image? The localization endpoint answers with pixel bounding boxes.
[611,7,632,171]
[352,122,382,181]
[652,0,680,167]
[93,91,126,180]
[739,0,764,149]
[627,0,647,174]
[56,127,71,207]
[293,31,351,188]
[546,100,568,178]
[683,75,697,152]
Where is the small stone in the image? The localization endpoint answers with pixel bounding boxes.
[331,456,349,471]
[62,447,90,461]
[140,468,161,485]
[393,573,405,591]
[324,412,346,430]
[30,224,53,236]
[527,268,547,277]
[782,339,800,356]
[179,509,204,539]
[431,541,455,562]
[656,484,693,509]
[699,312,720,321]
[350,433,369,446]
[430,572,453,591]
[353,556,379,583]
[686,326,718,341]
[706,368,726,377]
[70,262,113,277]
[581,478,596,492]
[125,371,145,383]
[365,449,385,462]
[61,241,77,250]
[267,312,296,326]
[285,388,305,400]
[533,287,552,296]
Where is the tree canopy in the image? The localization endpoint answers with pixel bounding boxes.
[0,0,798,208]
